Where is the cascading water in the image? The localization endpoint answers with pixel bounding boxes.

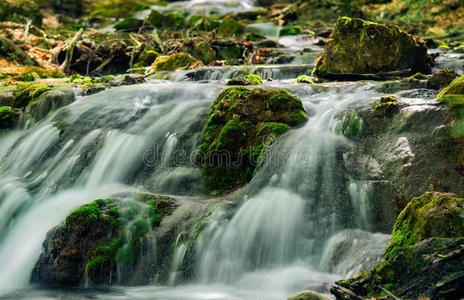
[0,78,392,299]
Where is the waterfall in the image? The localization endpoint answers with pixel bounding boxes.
[0,81,390,299]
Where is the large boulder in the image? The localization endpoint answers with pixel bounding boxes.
[313,17,429,77]
[384,191,464,259]
[198,87,308,193]
[330,192,464,300]
[32,195,176,286]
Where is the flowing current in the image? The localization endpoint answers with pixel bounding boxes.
[0,77,391,299]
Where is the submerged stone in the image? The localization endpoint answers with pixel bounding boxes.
[313,17,429,77]
[199,87,308,193]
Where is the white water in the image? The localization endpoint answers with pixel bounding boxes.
[0,80,393,299]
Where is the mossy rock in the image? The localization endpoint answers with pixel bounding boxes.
[332,237,464,299]
[216,44,242,64]
[427,68,460,90]
[148,10,186,30]
[192,41,216,65]
[0,0,42,27]
[313,17,429,77]
[279,25,302,37]
[437,74,464,102]
[151,52,202,72]
[0,106,17,129]
[217,17,245,36]
[373,95,399,116]
[384,191,464,260]
[134,46,159,68]
[90,0,152,18]
[227,74,263,85]
[199,87,308,193]
[12,83,50,108]
[296,75,314,84]
[33,195,176,286]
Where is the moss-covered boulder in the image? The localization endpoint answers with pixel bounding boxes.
[0,106,17,129]
[0,0,43,27]
[32,195,176,286]
[313,17,429,77]
[331,192,464,299]
[384,192,464,260]
[226,74,263,86]
[199,87,308,193]
[217,17,245,36]
[436,74,464,117]
[12,83,50,108]
[331,237,464,300]
[427,68,460,91]
[151,52,203,72]
[24,85,76,121]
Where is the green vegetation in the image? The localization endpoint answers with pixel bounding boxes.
[217,17,245,36]
[279,25,302,36]
[151,52,202,71]
[227,74,263,85]
[12,83,50,108]
[0,106,17,129]
[199,87,307,193]
[296,75,314,84]
[373,95,399,116]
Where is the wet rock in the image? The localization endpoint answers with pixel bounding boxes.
[12,83,50,108]
[286,290,332,300]
[372,95,399,116]
[376,77,427,93]
[0,106,17,129]
[151,52,203,72]
[192,41,216,65]
[385,191,464,259]
[114,18,144,31]
[314,17,430,77]
[427,68,460,90]
[24,85,76,121]
[227,74,263,85]
[331,193,464,300]
[296,75,315,84]
[32,195,177,286]
[198,87,308,193]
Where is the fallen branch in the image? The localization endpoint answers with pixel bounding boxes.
[59,28,84,74]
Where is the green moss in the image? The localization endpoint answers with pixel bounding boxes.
[341,112,363,137]
[90,0,154,18]
[373,95,399,116]
[217,17,244,36]
[86,237,124,282]
[384,192,464,260]
[0,106,17,129]
[200,87,307,193]
[296,75,314,84]
[134,47,159,68]
[227,74,263,85]
[152,52,201,72]
[12,83,50,108]
[279,25,302,37]
[192,41,216,65]
[408,72,427,80]
[217,45,241,64]
[115,18,144,31]
[245,32,266,42]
